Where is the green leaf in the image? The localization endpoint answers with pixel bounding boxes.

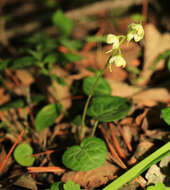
[63,181,80,190]
[35,104,62,132]
[44,53,59,64]
[14,144,35,166]
[52,9,73,37]
[12,56,36,69]
[26,32,58,51]
[147,182,166,190]
[83,76,111,96]
[59,38,83,50]
[46,182,62,190]
[151,50,170,70]
[30,95,44,104]
[130,13,145,22]
[27,49,43,61]
[86,35,106,43]
[0,59,11,71]
[87,95,131,122]
[72,115,82,126]
[62,137,107,171]
[0,99,25,111]
[126,66,140,75]
[167,58,170,71]
[161,107,170,125]
[51,75,66,86]
[63,53,83,62]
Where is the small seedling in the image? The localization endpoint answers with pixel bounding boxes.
[14,143,35,167]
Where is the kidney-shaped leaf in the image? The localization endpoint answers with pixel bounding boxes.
[87,95,131,122]
[62,137,107,171]
[161,107,170,125]
[14,144,35,166]
[35,104,62,132]
[83,76,111,96]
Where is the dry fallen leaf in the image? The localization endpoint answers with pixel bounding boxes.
[145,164,165,185]
[132,88,170,107]
[107,80,141,97]
[48,66,73,110]
[15,69,34,86]
[14,174,38,190]
[137,24,170,85]
[61,161,118,188]
[0,88,10,105]
[134,136,154,159]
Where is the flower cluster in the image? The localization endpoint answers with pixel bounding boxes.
[105,23,144,71]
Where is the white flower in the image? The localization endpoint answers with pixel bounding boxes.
[106,34,120,50]
[127,23,144,42]
[109,55,126,72]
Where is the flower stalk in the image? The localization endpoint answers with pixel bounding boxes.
[80,22,144,141]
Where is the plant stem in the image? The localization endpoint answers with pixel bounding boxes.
[103,142,170,190]
[80,58,111,140]
[91,120,99,137]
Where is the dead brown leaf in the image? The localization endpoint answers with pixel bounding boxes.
[15,69,34,86]
[134,136,154,159]
[61,161,118,189]
[107,80,141,97]
[48,66,73,110]
[14,174,38,190]
[137,24,170,85]
[0,88,10,105]
[132,88,170,107]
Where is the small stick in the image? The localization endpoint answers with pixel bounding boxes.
[142,0,148,25]
[99,125,127,169]
[5,69,22,89]
[32,150,54,158]
[118,124,133,152]
[0,129,24,175]
[109,123,126,159]
[27,166,65,174]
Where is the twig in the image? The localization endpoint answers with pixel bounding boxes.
[0,129,24,175]
[27,166,65,174]
[99,125,127,169]
[118,124,133,152]
[142,0,148,25]
[32,150,54,157]
[109,123,126,159]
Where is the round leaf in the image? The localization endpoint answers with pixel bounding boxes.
[35,104,62,132]
[87,95,131,122]
[62,137,107,171]
[83,76,111,96]
[161,107,170,125]
[14,144,35,166]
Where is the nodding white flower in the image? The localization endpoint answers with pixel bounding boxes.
[127,23,144,42]
[109,55,126,72]
[106,34,120,50]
